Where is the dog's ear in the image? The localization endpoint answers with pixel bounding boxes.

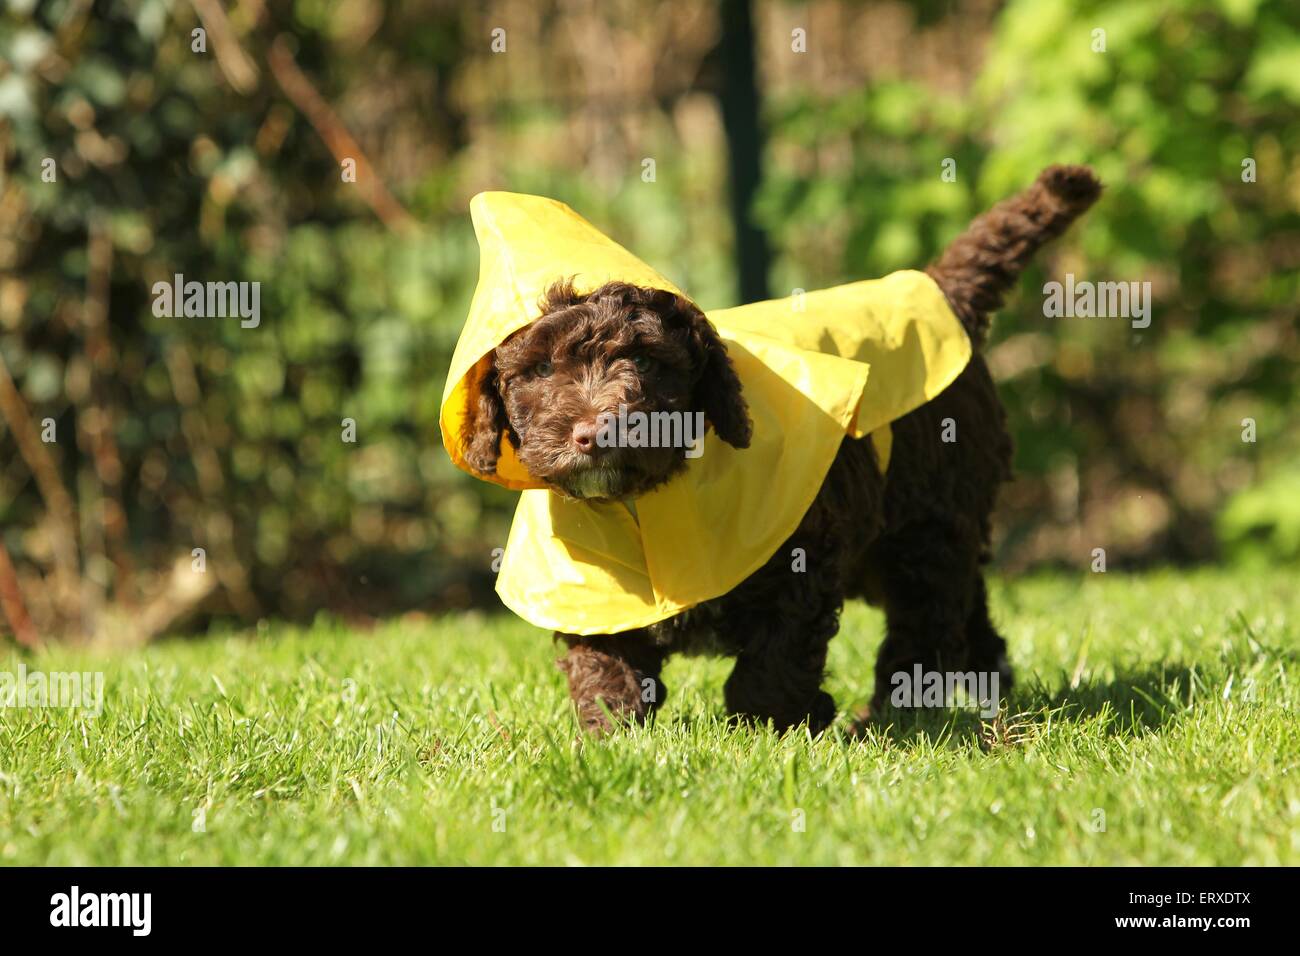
[681,307,752,449]
[461,362,511,474]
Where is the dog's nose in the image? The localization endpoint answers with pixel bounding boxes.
[572,420,599,454]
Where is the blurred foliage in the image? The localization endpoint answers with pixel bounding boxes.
[1,0,491,625]
[757,0,1300,567]
[0,0,735,631]
[1218,465,1300,565]
[0,0,1296,637]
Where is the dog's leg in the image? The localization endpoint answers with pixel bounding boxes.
[723,625,839,734]
[556,631,667,735]
[963,574,1013,693]
[717,534,843,734]
[868,520,981,715]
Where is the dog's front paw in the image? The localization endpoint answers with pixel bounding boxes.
[727,690,836,736]
[557,637,667,736]
[806,690,837,735]
[573,697,626,737]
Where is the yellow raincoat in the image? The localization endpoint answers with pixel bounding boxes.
[440,192,972,635]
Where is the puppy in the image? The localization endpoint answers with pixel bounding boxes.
[464,166,1101,734]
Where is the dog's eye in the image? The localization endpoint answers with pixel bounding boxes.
[532,360,554,378]
[632,355,655,374]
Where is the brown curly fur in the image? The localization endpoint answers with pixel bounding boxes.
[462,165,1102,735]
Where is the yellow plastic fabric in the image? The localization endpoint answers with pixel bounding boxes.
[439,192,972,634]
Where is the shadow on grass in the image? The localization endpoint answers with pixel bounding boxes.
[851,662,1208,751]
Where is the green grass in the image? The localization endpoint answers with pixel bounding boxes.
[1,568,1297,865]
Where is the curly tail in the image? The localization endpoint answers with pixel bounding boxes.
[927,164,1102,348]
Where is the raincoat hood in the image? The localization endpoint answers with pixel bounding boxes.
[440,192,972,634]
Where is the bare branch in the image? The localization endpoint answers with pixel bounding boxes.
[0,535,41,649]
[78,214,134,608]
[0,348,82,624]
[164,343,262,623]
[190,0,260,94]
[267,34,417,234]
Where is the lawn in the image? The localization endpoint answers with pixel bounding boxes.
[1,568,1296,866]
